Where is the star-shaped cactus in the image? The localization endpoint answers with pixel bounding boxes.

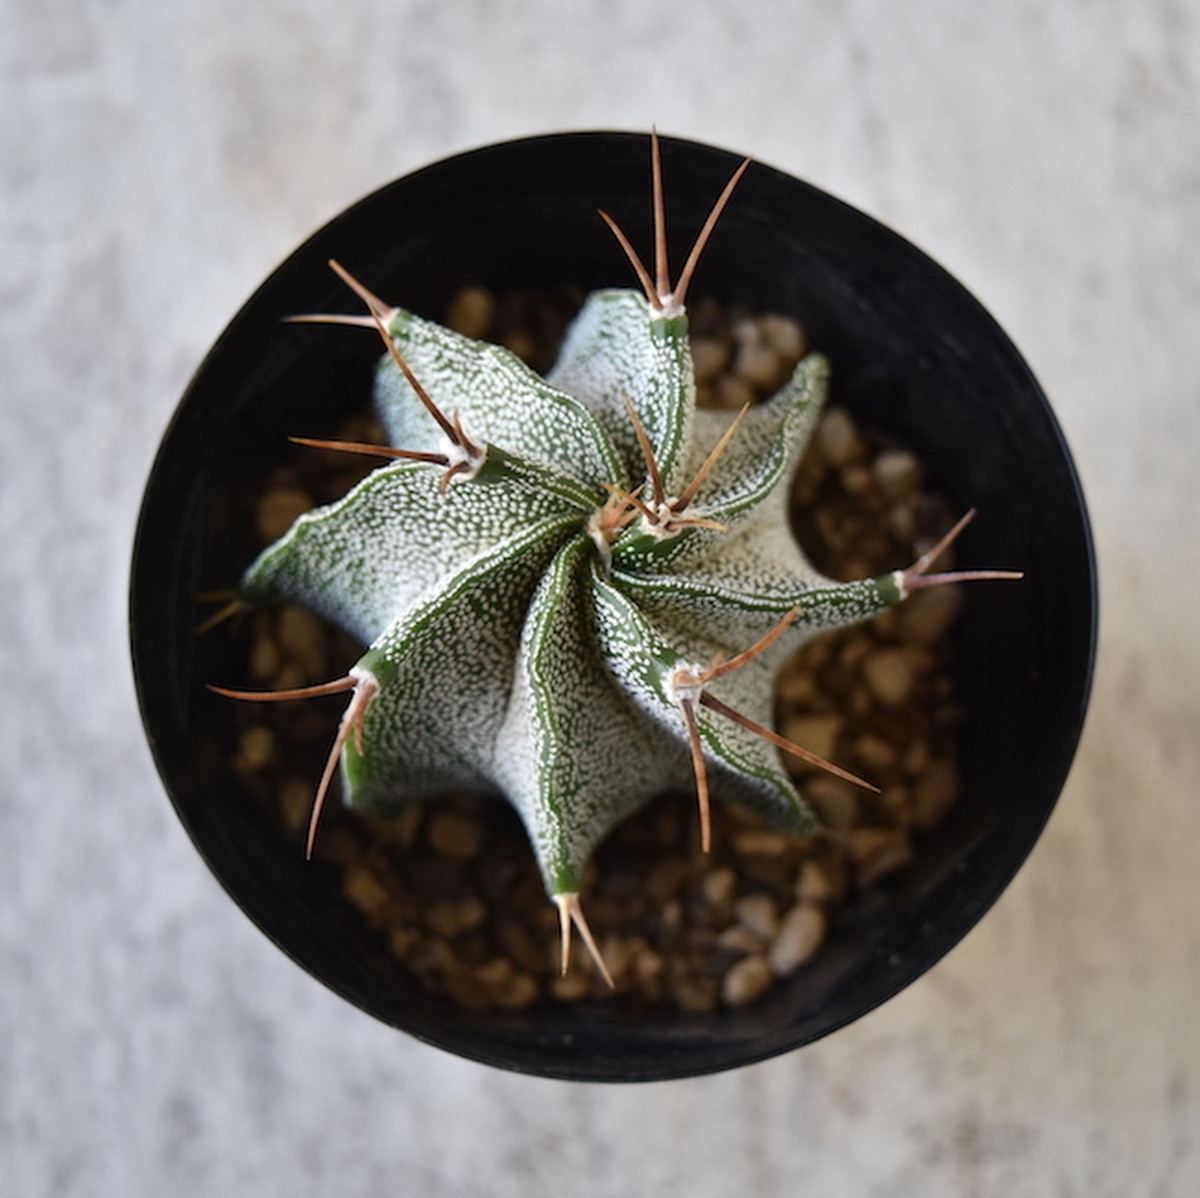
[216,135,1019,978]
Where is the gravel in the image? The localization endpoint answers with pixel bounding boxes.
[219,285,965,1012]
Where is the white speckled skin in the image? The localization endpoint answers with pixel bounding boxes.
[243,288,900,894]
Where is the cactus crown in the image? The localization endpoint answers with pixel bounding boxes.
[216,135,1018,979]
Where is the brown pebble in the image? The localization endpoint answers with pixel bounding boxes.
[779,713,843,762]
[887,501,917,542]
[236,725,275,771]
[841,463,873,496]
[897,585,964,645]
[551,970,593,1001]
[731,830,792,857]
[722,954,773,1006]
[502,331,535,362]
[795,860,835,903]
[863,649,914,705]
[769,903,827,975]
[759,313,807,362]
[279,777,313,832]
[855,733,896,771]
[256,487,311,542]
[910,757,959,829]
[343,866,390,918]
[700,866,737,907]
[444,286,495,339]
[249,636,280,682]
[804,777,859,830]
[690,336,732,384]
[848,828,913,884]
[675,975,719,1012]
[425,897,487,937]
[427,811,483,859]
[715,374,757,410]
[277,607,327,678]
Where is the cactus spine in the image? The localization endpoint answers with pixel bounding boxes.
[216,135,1019,978]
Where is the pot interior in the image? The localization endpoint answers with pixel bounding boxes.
[131,132,1096,1080]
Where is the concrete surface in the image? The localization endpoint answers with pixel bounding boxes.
[3,1,1198,1194]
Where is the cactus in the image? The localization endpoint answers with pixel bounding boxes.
[215,135,1019,980]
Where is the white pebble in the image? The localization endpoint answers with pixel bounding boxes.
[722,954,773,1006]
[735,894,780,938]
[769,903,827,975]
[734,341,785,390]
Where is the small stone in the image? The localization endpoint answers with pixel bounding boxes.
[848,828,913,884]
[734,341,785,391]
[862,649,914,705]
[388,925,419,957]
[779,713,843,763]
[735,894,780,938]
[715,374,757,410]
[717,925,765,954]
[731,315,762,346]
[249,635,280,682]
[872,448,923,498]
[427,811,483,859]
[675,975,719,1012]
[840,463,873,496]
[901,739,931,777]
[759,314,807,362]
[551,970,593,1001]
[897,584,964,645]
[722,954,773,1006]
[277,606,327,677]
[502,331,535,362]
[911,757,959,829]
[343,866,390,918]
[425,897,487,937]
[256,487,311,542]
[632,944,665,987]
[886,501,917,543]
[444,286,495,339]
[817,408,865,467]
[775,666,818,708]
[769,902,827,975]
[700,866,737,907]
[731,830,791,857]
[279,776,312,832]
[855,733,896,770]
[805,777,859,830]
[690,336,731,384]
[236,725,275,770]
[795,860,835,903]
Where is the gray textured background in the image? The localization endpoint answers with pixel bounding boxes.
[4,1,1198,1195]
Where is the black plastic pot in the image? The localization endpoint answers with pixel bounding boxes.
[130,132,1096,1082]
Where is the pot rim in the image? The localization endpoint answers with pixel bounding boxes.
[130,130,1097,1081]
